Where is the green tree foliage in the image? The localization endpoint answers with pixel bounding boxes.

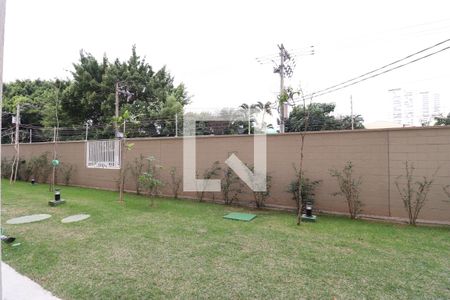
[2,79,69,131]
[434,113,450,125]
[169,167,182,199]
[197,161,222,202]
[61,52,109,125]
[139,156,164,207]
[285,103,364,132]
[221,166,243,205]
[2,46,189,137]
[443,185,450,202]
[395,161,437,226]
[287,166,321,215]
[239,101,273,134]
[330,161,363,219]
[63,46,189,129]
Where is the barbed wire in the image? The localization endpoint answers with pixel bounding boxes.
[1,113,366,144]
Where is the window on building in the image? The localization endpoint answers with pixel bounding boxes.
[86,140,121,169]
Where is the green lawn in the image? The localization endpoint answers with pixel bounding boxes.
[2,180,449,299]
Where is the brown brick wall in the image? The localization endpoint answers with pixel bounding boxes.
[2,126,450,223]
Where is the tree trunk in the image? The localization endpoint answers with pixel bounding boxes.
[296,134,306,225]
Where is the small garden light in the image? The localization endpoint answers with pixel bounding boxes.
[55,189,61,201]
[1,234,16,244]
[306,203,313,217]
[0,229,16,244]
[301,202,317,222]
[49,188,66,206]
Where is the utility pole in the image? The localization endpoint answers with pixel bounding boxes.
[118,119,126,202]
[29,128,32,143]
[257,44,314,134]
[10,103,20,183]
[85,123,89,141]
[15,103,19,144]
[115,81,119,133]
[113,80,135,202]
[274,44,296,133]
[14,103,20,181]
[114,81,124,202]
[175,113,178,137]
[114,81,131,203]
[0,0,5,182]
[279,45,286,133]
[350,95,354,130]
[248,105,251,135]
[51,126,56,191]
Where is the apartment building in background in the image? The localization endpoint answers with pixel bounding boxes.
[390,88,441,126]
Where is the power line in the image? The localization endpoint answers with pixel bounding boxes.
[256,46,314,62]
[311,20,450,52]
[308,38,450,97]
[310,46,450,99]
[300,39,450,100]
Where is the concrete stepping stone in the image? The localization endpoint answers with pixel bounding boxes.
[61,214,90,223]
[6,214,51,225]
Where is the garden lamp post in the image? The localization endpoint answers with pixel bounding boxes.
[306,203,313,217]
[49,187,65,206]
[301,202,317,222]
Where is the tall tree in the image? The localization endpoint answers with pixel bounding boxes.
[435,113,450,125]
[285,102,364,132]
[61,45,189,128]
[61,51,109,125]
[239,101,273,134]
[2,79,67,127]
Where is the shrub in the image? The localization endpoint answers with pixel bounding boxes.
[197,161,221,202]
[221,166,243,205]
[18,159,32,181]
[330,161,363,219]
[28,152,52,183]
[169,167,182,199]
[127,154,146,195]
[288,165,321,215]
[58,162,76,186]
[2,157,32,181]
[444,185,450,202]
[395,161,437,226]
[138,156,164,207]
[1,158,13,179]
[252,175,271,208]
[247,166,272,208]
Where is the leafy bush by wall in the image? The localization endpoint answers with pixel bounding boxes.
[288,166,321,215]
[221,166,243,205]
[28,152,52,183]
[330,161,363,219]
[169,167,182,199]
[58,162,77,186]
[395,161,437,226]
[1,158,13,179]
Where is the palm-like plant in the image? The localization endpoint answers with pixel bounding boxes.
[239,101,273,134]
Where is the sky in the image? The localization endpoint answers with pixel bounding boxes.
[3,0,450,125]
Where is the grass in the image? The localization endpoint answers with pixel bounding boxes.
[1,180,450,299]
